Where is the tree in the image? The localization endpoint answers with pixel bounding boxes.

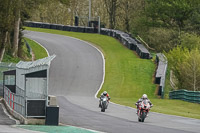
[12,0,49,58]
[104,0,118,29]
[0,0,15,61]
[166,46,189,89]
[12,0,22,57]
[118,0,134,32]
[181,33,200,51]
[145,0,199,40]
[166,33,200,91]
[180,49,200,91]
[185,1,200,35]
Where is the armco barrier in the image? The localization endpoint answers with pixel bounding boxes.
[24,21,151,59]
[169,89,200,103]
[155,53,168,98]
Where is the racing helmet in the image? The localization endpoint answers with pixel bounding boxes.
[103,91,107,96]
[142,94,147,99]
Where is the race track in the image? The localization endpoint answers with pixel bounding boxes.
[24,30,200,133]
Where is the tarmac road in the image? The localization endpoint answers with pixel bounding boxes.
[0,101,43,133]
[24,30,200,133]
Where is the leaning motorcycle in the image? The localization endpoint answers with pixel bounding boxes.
[100,96,108,112]
[137,99,151,122]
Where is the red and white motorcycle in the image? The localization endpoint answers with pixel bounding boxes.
[136,99,152,122]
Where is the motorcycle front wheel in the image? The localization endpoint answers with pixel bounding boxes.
[141,112,146,122]
[101,108,105,112]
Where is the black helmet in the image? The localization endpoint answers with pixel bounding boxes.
[103,91,107,96]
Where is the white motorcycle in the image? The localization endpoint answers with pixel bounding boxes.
[100,96,109,112]
[136,99,152,122]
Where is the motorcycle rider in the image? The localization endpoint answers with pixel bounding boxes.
[99,91,110,108]
[135,94,153,116]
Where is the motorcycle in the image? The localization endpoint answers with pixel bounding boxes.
[136,99,151,122]
[100,95,109,112]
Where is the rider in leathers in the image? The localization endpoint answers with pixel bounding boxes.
[135,94,153,115]
[99,91,110,108]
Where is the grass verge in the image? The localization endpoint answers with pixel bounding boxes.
[24,37,48,60]
[25,27,200,119]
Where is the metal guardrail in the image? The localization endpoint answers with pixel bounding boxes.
[155,53,168,98]
[23,38,32,54]
[169,89,200,103]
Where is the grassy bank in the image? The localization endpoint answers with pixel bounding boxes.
[24,37,48,60]
[2,38,48,63]
[25,27,200,119]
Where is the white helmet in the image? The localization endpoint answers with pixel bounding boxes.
[103,91,107,96]
[142,94,147,99]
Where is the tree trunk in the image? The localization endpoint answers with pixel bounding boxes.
[70,0,76,26]
[104,0,117,29]
[12,9,21,57]
[0,31,8,62]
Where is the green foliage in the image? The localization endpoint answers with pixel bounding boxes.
[165,46,189,88]
[0,0,49,61]
[18,39,32,60]
[134,0,200,51]
[146,27,178,52]
[30,0,71,25]
[0,0,15,31]
[59,0,70,5]
[166,36,200,91]
[2,39,32,62]
[179,49,200,91]
[181,33,200,50]
[2,54,20,63]
[145,0,198,29]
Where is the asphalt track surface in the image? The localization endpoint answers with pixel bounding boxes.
[0,102,42,133]
[24,30,200,133]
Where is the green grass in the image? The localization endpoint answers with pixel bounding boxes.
[24,37,48,60]
[25,27,200,119]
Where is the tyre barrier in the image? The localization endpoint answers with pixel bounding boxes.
[100,28,152,59]
[155,53,168,98]
[24,21,152,59]
[169,89,200,103]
